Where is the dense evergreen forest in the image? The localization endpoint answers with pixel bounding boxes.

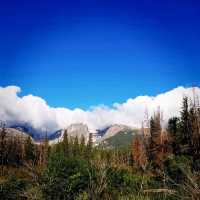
[0,96,200,200]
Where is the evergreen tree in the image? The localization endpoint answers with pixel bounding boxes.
[7,136,20,166]
[80,134,86,156]
[86,133,93,160]
[14,136,24,166]
[0,125,7,175]
[180,97,192,147]
[189,101,200,168]
[168,117,180,155]
[24,136,35,162]
[73,135,79,156]
[149,111,162,164]
[43,133,50,165]
[62,130,69,156]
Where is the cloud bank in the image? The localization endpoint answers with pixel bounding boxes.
[0,85,199,133]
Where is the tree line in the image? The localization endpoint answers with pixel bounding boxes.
[0,94,200,199]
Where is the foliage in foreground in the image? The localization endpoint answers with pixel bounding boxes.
[0,95,200,199]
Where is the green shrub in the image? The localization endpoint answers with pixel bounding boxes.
[42,152,89,200]
[0,175,27,200]
[164,155,192,183]
[107,168,151,197]
[22,186,44,200]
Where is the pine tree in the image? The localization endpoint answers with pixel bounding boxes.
[0,126,6,161]
[73,135,79,156]
[189,99,200,166]
[24,136,35,162]
[86,133,93,159]
[43,133,50,165]
[80,134,86,156]
[180,97,192,147]
[14,135,24,165]
[168,117,180,155]
[149,110,162,164]
[7,136,19,165]
[62,130,69,156]
[0,124,7,175]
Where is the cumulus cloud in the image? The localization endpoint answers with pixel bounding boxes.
[0,85,199,133]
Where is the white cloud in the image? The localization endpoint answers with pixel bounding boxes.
[0,85,199,133]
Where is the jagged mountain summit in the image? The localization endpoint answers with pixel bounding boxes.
[49,123,90,144]
[49,124,138,144]
[5,123,139,147]
[67,123,90,139]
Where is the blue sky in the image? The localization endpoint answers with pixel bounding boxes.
[0,0,200,109]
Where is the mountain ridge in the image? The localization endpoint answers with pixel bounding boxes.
[4,123,139,146]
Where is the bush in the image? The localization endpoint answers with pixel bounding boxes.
[22,186,44,200]
[0,175,27,200]
[107,168,151,197]
[42,152,89,200]
[164,155,192,183]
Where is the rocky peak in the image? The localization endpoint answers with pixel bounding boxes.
[66,123,90,139]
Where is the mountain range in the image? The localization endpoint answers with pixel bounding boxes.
[3,123,140,147]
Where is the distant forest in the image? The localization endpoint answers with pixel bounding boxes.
[0,94,200,200]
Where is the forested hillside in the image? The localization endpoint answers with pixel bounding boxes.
[0,95,200,200]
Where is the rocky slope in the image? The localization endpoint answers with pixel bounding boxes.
[5,123,140,147]
[49,123,90,144]
[0,127,32,141]
[96,124,139,148]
